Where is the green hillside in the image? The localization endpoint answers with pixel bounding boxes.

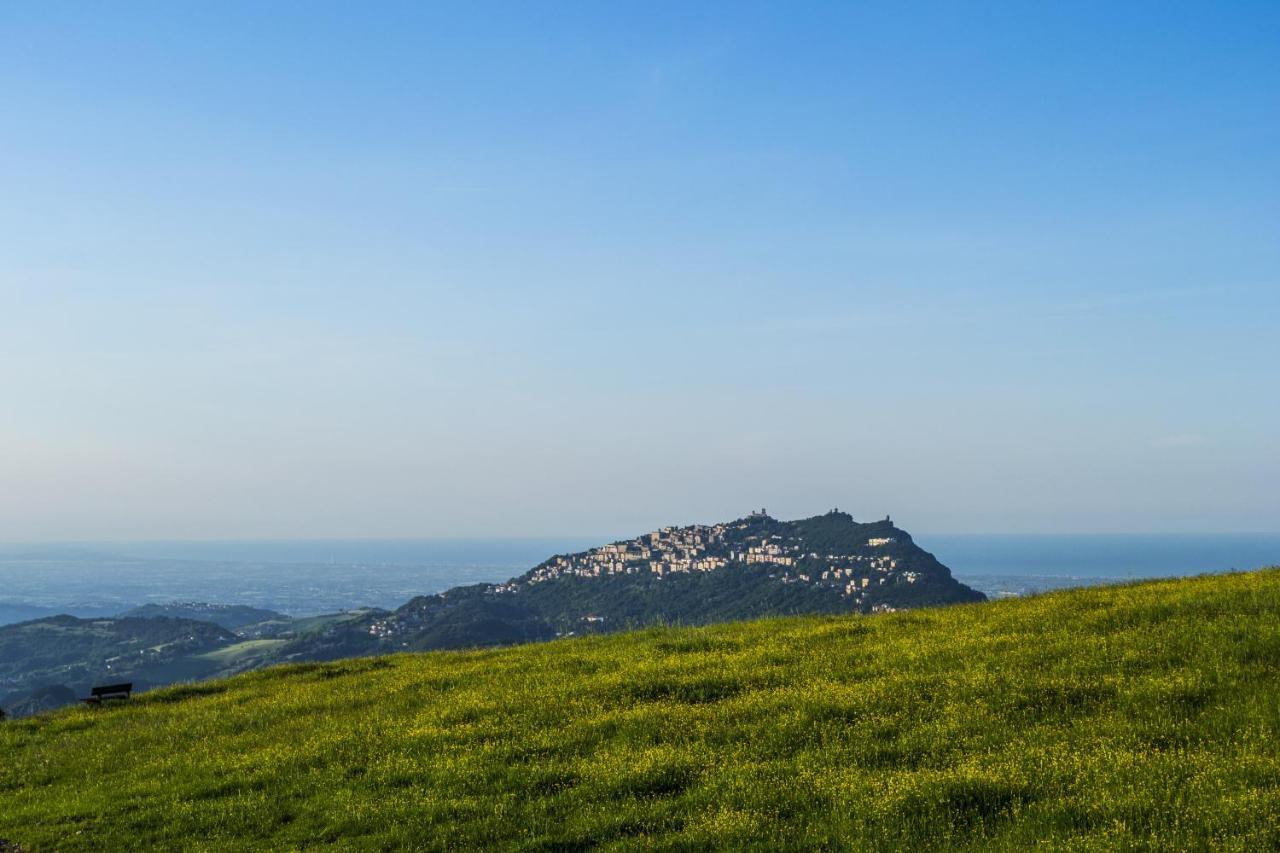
[0,615,236,710]
[120,604,289,633]
[2,570,1279,850]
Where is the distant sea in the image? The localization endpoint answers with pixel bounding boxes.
[1,534,1277,625]
[0,539,598,624]
[917,533,1280,599]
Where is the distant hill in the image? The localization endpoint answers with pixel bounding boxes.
[1,570,1276,849]
[0,511,980,714]
[0,615,235,715]
[0,610,375,718]
[2,684,77,718]
[280,510,983,660]
[120,603,288,632]
[0,603,61,627]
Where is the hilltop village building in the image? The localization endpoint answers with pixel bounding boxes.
[505,513,913,604]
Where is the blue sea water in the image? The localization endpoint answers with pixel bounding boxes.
[0,538,597,622]
[0,534,1276,623]
[918,533,1280,598]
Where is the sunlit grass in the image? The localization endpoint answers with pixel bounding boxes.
[2,570,1278,850]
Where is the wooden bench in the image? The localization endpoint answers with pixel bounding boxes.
[84,683,133,705]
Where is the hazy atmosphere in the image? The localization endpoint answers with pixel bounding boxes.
[3,2,1277,540]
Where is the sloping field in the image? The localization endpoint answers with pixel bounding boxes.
[2,570,1278,850]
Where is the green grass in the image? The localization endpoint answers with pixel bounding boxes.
[2,570,1279,851]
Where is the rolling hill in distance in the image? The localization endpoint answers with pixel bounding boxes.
[0,511,981,716]
[280,509,984,660]
[1,570,1277,849]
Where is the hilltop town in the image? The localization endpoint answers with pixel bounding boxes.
[361,511,985,647]
[0,511,984,718]
[505,510,917,609]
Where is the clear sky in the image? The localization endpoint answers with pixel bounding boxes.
[2,2,1277,540]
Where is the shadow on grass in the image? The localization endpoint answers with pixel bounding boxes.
[144,682,230,704]
[899,777,1037,836]
[624,676,746,705]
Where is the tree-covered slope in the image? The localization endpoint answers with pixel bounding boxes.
[2,569,1278,850]
[0,512,982,712]
[0,615,236,711]
[119,603,288,632]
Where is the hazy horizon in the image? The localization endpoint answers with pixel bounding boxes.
[5,528,1280,549]
[4,3,1277,540]
[3,531,1278,621]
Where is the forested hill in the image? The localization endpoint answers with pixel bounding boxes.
[285,510,983,659]
[0,615,235,712]
[120,603,287,631]
[0,512,982,717]
[0,512,984,716]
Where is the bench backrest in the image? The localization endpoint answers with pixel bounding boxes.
[91,683,133,698]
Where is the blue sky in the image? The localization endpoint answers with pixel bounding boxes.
[1,2,1277,539]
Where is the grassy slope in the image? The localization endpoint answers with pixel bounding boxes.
[2,570,1278,851]
[194,638,290,665]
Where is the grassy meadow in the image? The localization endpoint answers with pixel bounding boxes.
[2,569,1279,850]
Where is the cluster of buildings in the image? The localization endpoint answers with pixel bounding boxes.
[493,515,917,605]
[363,513,925,640]
[518,522,738,585]
[367,621,396,639]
